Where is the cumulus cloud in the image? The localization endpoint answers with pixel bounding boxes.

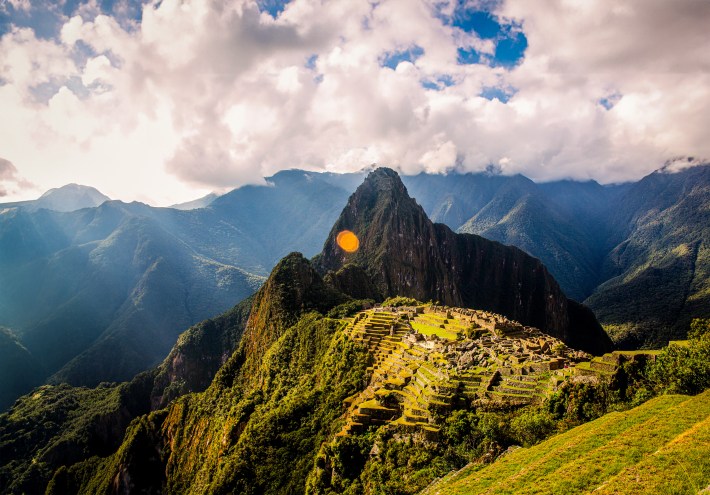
[0,0,708,204]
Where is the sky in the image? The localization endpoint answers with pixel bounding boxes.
[0,0,708,205]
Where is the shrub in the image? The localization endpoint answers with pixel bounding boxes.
[510,408,556,446]
[381,296,421,308]
[688,318,710,340]
[326,300,375,319]
[647,325,710,395]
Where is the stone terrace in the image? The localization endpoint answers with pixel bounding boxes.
[337,304,590,440]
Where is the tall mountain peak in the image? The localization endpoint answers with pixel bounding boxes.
[316,166,429,273]
[35,183,110,212]
[360,166,405,188]
[316,168,612,354]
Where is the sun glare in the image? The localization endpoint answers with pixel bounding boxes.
[336,230,359,253]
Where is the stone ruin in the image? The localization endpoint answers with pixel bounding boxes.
[336,304,592,442]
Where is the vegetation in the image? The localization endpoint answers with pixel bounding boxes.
[308,377,630,495]
[49,312,372,495]
[381,297,421,307]
[3,295,709,495]
[1,164,707,411]
[645,318,710,395]
[0,376,154,494]
[327,300,376,319]
[1,163,709,493]
[306,317,710,494]
[0,295,254,495]
[422,391,710,494]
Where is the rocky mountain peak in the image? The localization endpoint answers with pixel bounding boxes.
[315,168,612,354]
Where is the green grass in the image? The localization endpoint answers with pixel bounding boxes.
[423,390,710,494]
[411,322,459,341]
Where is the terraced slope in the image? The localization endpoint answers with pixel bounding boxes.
[575,349,661,379]
[336,305,586,441]
[422,390,710,495]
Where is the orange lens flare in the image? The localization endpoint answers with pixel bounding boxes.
[336,230,359,253]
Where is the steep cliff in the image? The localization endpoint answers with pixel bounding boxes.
[316,167,611,354]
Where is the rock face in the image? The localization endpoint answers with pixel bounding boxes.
[316,167,612,355]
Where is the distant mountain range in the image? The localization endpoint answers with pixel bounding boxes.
[0,167,707,494]
[0,164,708,409]
[0,172,353,409]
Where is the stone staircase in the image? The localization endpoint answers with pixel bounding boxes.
[488,372,542,402]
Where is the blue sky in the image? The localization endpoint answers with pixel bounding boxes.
[2,0,528,71]
[0,0,148,38]
[0,0,708,205]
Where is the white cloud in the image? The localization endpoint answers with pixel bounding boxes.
[0,0,708,205]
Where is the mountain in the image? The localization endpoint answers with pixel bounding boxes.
[586,165,710,348]
[0,167,707,494]
[169,192,219,210]
[0,203,263,409]
[0,170,355,409]
[205,170,355,272]
[454,175,607,301]
[0,184,110,212]
[1,165,707,409]
[1,202,707,495]
[35,184,110,212]
[38,252,364,495]
[3,167,612,493]
[9,252,702,494]
[402,166,709,347]
[401,173,627,302]
[0,327,44,410]
[316,167,611,354]
[0,295,254,494]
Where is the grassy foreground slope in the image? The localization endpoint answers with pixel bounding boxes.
[423,390,710,495]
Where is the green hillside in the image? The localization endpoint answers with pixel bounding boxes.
[586,166,710,349]
[0,296,252,494]
[422,390,710,495]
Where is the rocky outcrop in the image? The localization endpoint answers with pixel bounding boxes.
[149,296,253,409]
[316,168,612,355]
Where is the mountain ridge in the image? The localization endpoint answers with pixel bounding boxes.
[1,164,708,409]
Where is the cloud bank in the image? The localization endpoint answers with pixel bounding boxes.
[0,0,708,204]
